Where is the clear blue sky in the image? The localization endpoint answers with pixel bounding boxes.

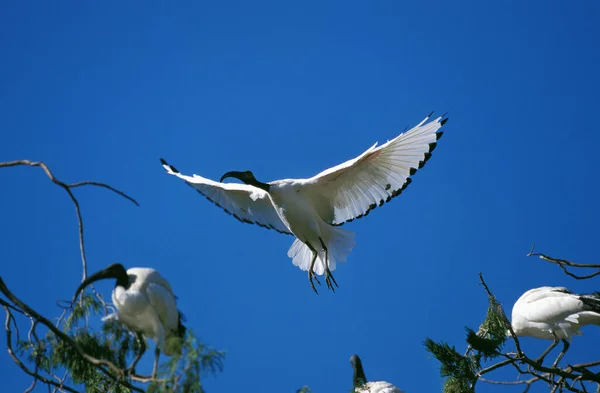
[1,1,599,392]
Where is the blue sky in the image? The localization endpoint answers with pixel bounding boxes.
[1,1,599,392]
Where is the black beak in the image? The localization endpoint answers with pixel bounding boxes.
[220,171,244,183]
[73,264,124,302]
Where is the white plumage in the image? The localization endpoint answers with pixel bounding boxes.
[350,354,404,393]
[161,113,446,292]
[74,263,186,377]
[511,286,600,340]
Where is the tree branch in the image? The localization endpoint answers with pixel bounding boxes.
[0,160,139,281]
[0,277,146,392]
[474,272,600,391]
[527,244,600,280]
[3,303,81,393]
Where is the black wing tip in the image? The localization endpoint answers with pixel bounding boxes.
[333,114,446,228]
[333,177,415,226]
[160,157,180,173]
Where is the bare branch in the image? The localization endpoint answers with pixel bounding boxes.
[3,304,80,393]
[0,277,146,392]
[527,244,600,280]
[0,160,139,281]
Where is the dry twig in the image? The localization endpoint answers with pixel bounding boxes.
[0,159,149,392]
[527,244,600,280]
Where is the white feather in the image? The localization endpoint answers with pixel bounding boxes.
[356,381,404,393]
[162,113,446,288]
[110,267,183,355]
[511,286,600,340]
[162,166,292,235]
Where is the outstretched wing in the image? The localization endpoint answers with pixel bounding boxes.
[161,158,292,235]
[301,113,447,225]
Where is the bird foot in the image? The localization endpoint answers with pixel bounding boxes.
[308,270,321,294]
[325,267,339,292]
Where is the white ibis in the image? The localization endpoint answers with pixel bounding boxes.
[161,112,447,293]
[73,263,186,378]
[510,286,600,364]
[350,354,404,393]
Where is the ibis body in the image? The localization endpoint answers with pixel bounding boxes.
[74,264,186,376]
[511,286,600,340]
[161,113,447,292]
[350,354,404,393]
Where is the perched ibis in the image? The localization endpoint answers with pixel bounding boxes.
[161,113,447,293]
[73,263,186,378]
[510,286,600,364]
[350,354,404,393]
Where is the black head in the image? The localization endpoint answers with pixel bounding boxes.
[73,263,129,301]
[350,354,368,387]
[219,170,270,192]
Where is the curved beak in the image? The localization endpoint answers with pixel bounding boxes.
[220,171,244,183]
[72,265,121,302]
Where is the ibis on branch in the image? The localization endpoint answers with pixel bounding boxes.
[161,113,447,293]
[350,354,404,393]
[510,286,600,364]
[73,263,186,378]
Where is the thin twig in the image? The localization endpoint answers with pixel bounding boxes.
[3,305,81,393]
[527,244,600,280]
[0,277,145,393]
[0,160,138,281]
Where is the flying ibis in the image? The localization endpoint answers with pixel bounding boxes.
[73,263,186,378]
[350,354,404,393]
[161,113,447,293]
[510,286,600,364]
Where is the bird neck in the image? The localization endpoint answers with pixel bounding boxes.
[246,178,270,192]
[353,365,367,388]
[114,270,130,290]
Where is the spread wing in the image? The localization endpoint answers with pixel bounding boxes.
[161,159,292,235]
[301,113,447,225]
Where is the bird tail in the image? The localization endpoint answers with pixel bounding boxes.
[287,226,356,275]
[580,292,600,314]
[163,312,187,357]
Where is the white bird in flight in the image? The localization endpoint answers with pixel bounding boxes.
[74,263,186,378]
[510,286,600,364]
[350,354,404,393]
[161,112,447,293]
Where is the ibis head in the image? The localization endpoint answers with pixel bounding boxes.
[219,170,270,191]
[350,354,368,387]
[73,263,129,300]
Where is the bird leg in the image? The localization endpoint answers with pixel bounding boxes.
[551,339,570,368]
[319,237,338,292]
[306,244,321,294]
[152,347,160,379]
[127,331,147,375]
[535,334,559,365]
